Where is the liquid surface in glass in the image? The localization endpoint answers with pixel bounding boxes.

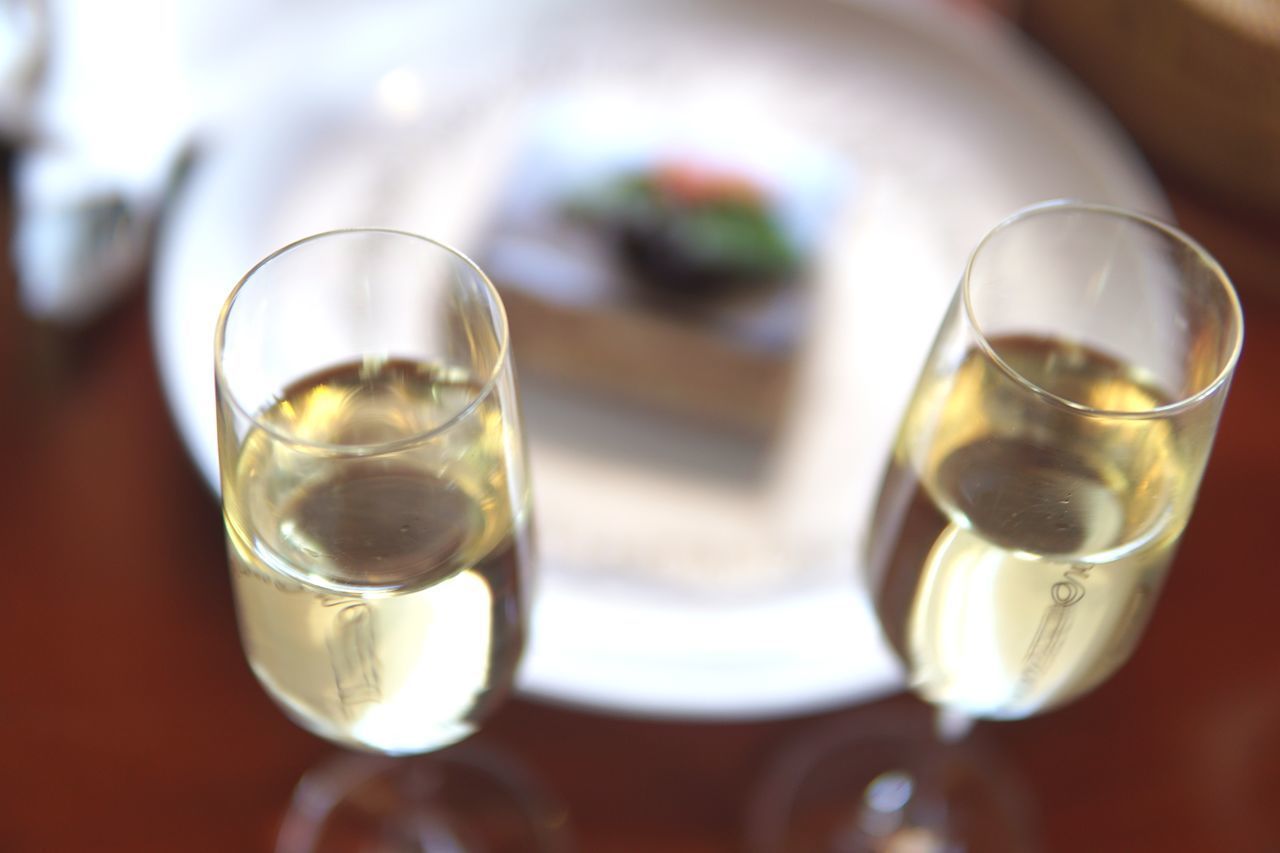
[222,359,528,754]
[868,336,1190,719]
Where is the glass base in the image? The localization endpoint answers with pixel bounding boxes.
[276,740,572,853]
[745,706,1038,853]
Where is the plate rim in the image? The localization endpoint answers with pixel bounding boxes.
[151,0,1169,720]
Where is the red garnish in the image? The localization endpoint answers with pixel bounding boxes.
[652,162,765,207]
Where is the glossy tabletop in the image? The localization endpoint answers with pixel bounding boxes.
[3,38,1279,853]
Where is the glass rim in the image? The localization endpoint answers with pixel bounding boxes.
[213,227,511,456]
[961,199,1244,420]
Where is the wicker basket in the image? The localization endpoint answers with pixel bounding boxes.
[1023,0,1280,213]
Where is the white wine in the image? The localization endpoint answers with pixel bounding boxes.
[221,359,530,755]
[868,337,1194,719]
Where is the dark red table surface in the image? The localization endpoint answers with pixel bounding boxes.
[3,21,1279,853]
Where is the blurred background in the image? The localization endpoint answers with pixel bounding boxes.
[1,0,1278,850]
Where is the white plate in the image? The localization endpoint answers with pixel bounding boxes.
[152,0,1167,720]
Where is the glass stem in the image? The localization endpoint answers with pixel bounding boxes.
[934,707,974,744]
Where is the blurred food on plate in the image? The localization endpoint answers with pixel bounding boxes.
[480,95,849,437]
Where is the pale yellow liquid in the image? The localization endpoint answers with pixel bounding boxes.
[868,337,1191,719]
[222,360,529,754]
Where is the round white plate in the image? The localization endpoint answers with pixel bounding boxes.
[153,0,1167,720]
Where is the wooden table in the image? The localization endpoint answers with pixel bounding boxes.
[3,38,1279,853]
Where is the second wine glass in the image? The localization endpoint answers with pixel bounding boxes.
[869,201,1241,724]
[750,200,1243,851]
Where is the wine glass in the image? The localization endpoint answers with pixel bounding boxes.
[214,229,565,851]
[749,201,1244,851]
